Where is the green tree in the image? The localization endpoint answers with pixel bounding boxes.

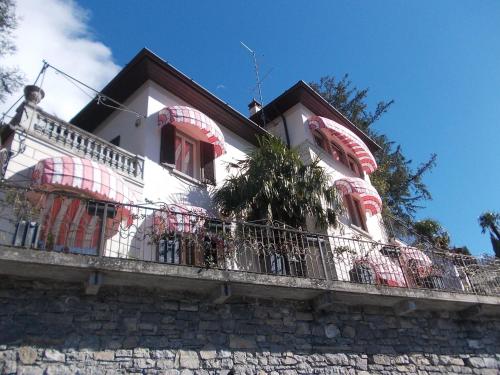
[0,0,23,104]
[213,135,340,229]
[412,219,450,250]
[478,212,500,258]
[309,75,436,227]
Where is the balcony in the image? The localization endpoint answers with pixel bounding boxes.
[0,183,499,315]
[14,103,144,181]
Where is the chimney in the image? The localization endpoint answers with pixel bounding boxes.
[23,85,45,105]
[248,98,262,116]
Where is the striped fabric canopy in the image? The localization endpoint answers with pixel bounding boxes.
[158,106,225,158]
[30,157,136,254]
[153,204,207,234]
[308,115,377,174]
[335,177,382,216]
[36,195,109,254]
[31,156,135,204]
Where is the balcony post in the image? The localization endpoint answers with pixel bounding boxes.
[317,235,329,280]
[98,202,108,257]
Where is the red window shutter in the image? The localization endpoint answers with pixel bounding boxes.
[200,141,216,185]
[160,124,176,164]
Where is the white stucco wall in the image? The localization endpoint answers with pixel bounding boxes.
[93,83,150,157]
[92,80,255,212]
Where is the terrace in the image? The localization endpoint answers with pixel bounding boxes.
[0,183,499,316]
[8,100,144,182]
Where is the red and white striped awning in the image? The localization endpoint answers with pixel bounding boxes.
[37,195,103,254]
[31,156,135,204]
[308,115,377,174]
[153,204,207,234]
[335,177,382,215]
[29,157,137,254]
[158,106,225,158]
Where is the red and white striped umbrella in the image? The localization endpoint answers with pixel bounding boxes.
[308,115,377,174]
[335,177,382,215]
[158,106,225,158]
[153,204,207,235]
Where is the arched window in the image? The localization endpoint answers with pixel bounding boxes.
[347,155,364,178]
[313,130,364,177]
[343,194,368,232]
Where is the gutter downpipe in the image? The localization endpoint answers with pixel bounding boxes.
[271,105,291,148]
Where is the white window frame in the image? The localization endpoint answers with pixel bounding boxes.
[175,131,199,179]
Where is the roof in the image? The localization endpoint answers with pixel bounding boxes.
[71,48,267,145]
[249,81,381,152]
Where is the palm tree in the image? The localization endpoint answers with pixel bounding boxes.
[213,135,340,229]
[479,212,500,258]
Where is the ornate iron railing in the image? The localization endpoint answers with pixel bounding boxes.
[0,184,498,296]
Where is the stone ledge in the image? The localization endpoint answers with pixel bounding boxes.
[0,245,499,314]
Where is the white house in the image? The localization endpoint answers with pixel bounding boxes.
[1,48,458,290]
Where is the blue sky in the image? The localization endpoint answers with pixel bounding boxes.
[53,1,500,255]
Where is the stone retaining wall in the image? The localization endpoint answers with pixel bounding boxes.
[0,277,499,374]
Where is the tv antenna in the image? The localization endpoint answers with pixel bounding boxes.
[240,41,267,125]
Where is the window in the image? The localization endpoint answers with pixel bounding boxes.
[329,141,347,165]
[175,133,195,177]
[344,195,368,232]
[313,131,326,149]
[347,155,363,178]
[313,131,365,177]
[160,124,216,184]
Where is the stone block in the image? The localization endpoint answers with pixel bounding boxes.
[282,357,298,365]
[178,350,200,369]
[156,359,175,369]
[17,366,43,375]
[18,346,37,365]
[179,302,198,312]
[324,324,340,339]
[342,326,356,338]
[466,357,486,368]
[325,353,349,366]
[229,335,257,349]
[94,351,115,361]
[44,349,65,362]
[1,360,16,374]
[296,311,314,321]
[296,322,311,335]
[483,357,499,369]
[199,347,217,360]
[133,358,155,369]
[372,354,392,366]
[45,365,71,375]
[133,348,150,358]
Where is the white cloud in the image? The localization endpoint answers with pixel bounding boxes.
[1,0,120,121]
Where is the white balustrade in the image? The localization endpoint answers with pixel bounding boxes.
[31,110,144,180]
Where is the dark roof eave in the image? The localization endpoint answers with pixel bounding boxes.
[71,48,267,146]
[250,80,381,152]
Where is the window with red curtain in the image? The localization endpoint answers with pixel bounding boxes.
[160,124,216,184]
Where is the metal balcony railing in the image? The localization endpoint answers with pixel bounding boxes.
[0,184,498,297]
[26,106,144,180]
